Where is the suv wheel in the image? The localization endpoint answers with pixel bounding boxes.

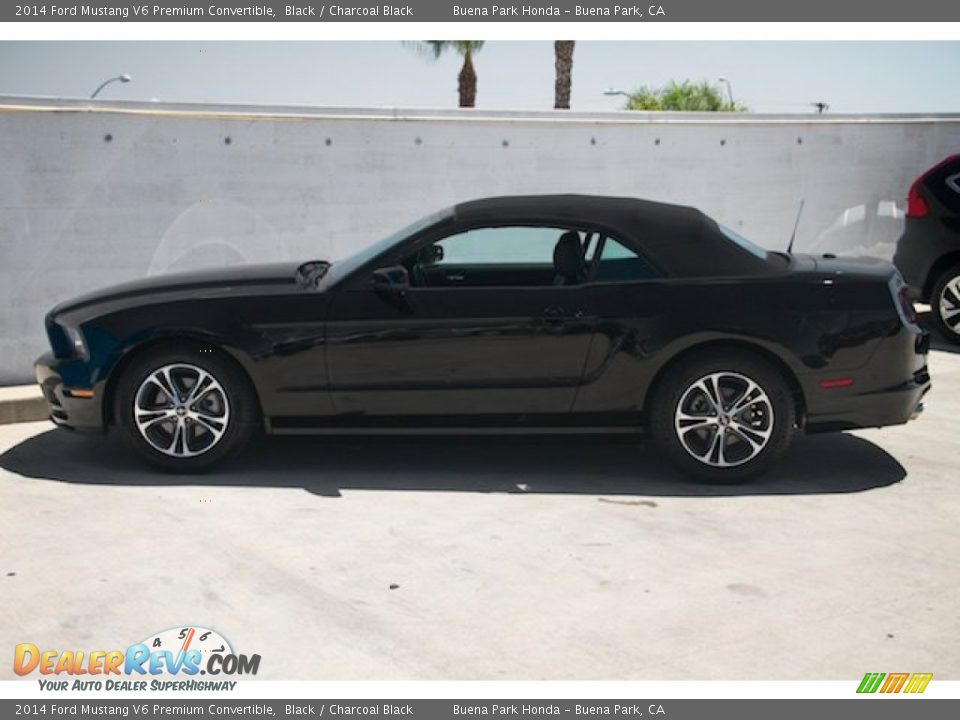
[932,265,960,343]
[115,344,259,472]
[649,351,796,482]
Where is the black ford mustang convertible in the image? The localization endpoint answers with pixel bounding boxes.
[36,195,930,481]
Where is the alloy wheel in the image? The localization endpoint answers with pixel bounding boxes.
[674,371,774,468]
[133,363,231,458]
[938,275,960,336]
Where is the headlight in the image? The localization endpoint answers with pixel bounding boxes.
[63,325,89,360]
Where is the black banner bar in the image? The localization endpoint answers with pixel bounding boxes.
[1,699,958,720]
[6,0,960,22]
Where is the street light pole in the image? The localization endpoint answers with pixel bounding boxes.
[718,77,734,106]
[90,74,132,100]
[602,88,631,99]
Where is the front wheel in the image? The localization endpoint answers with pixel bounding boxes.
[931,265,960,343]
[649,351,796,482]
[114,345,259,472]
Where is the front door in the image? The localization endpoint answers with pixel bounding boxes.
[325,225,597,421]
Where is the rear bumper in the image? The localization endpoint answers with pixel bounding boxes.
[34,352,105,432]
[804,372,929,433]
[803,328,931,433]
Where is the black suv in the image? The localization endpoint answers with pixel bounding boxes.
[894,154,960,342]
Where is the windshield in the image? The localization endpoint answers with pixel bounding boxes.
[324,207,453,285]
[718,224,769,261]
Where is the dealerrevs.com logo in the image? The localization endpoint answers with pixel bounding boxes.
[14,626,260,691]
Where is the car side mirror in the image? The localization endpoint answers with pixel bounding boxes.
[371,266,410,292]
[420,244,444,265]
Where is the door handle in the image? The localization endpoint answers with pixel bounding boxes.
[542,307,585,318]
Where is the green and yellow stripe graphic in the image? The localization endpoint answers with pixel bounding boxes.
[857,672,932,694]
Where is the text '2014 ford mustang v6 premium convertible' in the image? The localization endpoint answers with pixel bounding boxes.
[36,195,930,481]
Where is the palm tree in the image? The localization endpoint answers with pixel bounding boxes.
[553,41,575,110]
[420,41,485,108]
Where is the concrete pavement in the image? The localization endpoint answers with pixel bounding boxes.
[0,349,958,680]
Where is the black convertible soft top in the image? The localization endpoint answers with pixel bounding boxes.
[453,194,775,278]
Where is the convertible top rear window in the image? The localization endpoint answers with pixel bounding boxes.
[718,224,769,261]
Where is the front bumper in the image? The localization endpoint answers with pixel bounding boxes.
[34,352,105,431]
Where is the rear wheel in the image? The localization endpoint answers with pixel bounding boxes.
[931,265,960,343]
[649,351,796,482]
[115,344,258,472]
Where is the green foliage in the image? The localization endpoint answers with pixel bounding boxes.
[624,87,664,111]
[420,41,485,59]
[624,81,748,112]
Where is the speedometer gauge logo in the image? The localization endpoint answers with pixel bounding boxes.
[140,626,234,672]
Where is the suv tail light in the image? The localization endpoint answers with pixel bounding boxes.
[906,178,928,217]
[906,154,960,218]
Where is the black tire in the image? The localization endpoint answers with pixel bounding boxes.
[648,350,796,483]
[114,343,259,472]
[931,265,960,344]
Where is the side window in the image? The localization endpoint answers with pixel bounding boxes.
[406,226,592,288]
[434,226,559,266]
[594,237,661,282]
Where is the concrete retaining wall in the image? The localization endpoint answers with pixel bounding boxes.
[2,95,959,384]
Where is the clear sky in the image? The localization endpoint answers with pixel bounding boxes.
[0,41,958,113]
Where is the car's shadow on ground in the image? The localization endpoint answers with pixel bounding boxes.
[0,429,905,498]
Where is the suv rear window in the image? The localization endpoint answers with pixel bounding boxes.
[928,156,960,213]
